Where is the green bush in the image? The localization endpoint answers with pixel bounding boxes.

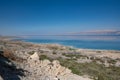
[39,55,53,61]
[28,51,35,55]
[52,51,57,54]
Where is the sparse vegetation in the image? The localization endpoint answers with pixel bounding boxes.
[3,49,15,60]
[52,51,57,54]
[28,51,35,55]
[57,57,120,80]
[63,53,87,59]
[46,45,59,50]
[69,47,76,51]
[96,51,101,53]
[107,59,117,64]
[0,37,120,80]
[2,49,25,62]
[39,55,53,61]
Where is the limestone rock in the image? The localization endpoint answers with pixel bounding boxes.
[0,51,92,80]
[19,53,92,80]
[0,76,3,80]
[29,52,39,61]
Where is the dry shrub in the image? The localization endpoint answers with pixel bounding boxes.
[3,49,14,59]
[3,49,25,62]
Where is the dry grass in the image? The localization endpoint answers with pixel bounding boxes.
[3,49,25,62]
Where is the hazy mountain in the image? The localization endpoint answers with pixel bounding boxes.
[69,30,120,36]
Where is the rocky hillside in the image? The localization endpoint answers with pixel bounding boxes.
[0,50,91,80]
[0,37,120,80]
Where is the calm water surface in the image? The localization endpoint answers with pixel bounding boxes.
[21,35,120,50]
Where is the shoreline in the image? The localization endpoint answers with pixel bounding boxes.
[2,36,120,52]
[0,36,120,80]
[0,36,120,59]
[19,39,120,52]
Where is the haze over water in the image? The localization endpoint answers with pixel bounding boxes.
[21,35,120,50]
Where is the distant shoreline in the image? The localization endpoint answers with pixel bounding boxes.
[1,36,120,60]
[14,38,120,52]
[20,38,120,51]
[1,36,120,51]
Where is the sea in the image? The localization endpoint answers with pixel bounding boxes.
[20,35,120,50]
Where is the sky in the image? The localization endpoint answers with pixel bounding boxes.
[0,0,120,36]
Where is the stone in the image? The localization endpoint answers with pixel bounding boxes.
[29,52,39,61]
[0,76,3,80]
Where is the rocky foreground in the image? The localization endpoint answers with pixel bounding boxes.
[0,37,120,80]
[0,51,91,80]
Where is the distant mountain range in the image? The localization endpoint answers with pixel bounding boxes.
[19,30,120,37]
[68,30,120,36]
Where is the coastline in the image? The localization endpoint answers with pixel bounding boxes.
[0,36,120,80]
[2,36,120,52]
[16,36,120,51]
[13,36,120,51]
[1,36,120,59]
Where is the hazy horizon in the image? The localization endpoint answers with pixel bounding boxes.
[0,0,120,36]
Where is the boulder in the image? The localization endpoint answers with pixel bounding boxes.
[29,52,39,61]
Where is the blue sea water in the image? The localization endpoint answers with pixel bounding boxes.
[21,35,120,50]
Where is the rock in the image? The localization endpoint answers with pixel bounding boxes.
[0,76,3,80]
[115,61,120,67]
[29,52,39,61]
[20,54,92,80]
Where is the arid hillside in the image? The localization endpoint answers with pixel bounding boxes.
[0,37,120,80]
